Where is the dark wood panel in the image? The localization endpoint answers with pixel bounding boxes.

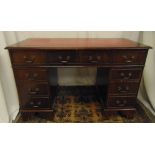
[111,51,147,65]
[17,81,50,97]
[47,50,78,64]
[21,97,51,109]
[107,96,136,108]
[108,81,139,95]
[79,50,111,64]
[14,68,48,81]
[11,51,47,65]
[110,68,143,81]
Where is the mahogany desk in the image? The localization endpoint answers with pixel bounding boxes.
[6,38,151,120]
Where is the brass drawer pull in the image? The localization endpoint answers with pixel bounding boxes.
[60,60,69,63]
[90,60,98,63]
[123,55,135,63]
[26,73,38,80]
[120,72,132,79]
[117,86,129,93]
[116,100,127,106]
[89,56,101,63]
[29,101,42,107]
[33,105,39,108]
[23,56,36,63]
[29,88,40,95]
[29,91,38,95]
[58,56,70,63]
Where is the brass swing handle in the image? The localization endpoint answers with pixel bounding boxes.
[26,73,38,80]
[120,72,132,79]
[122,55,135,63]
[28,88,40,95]
[58,56,71,63]
[29,101,42,108]
[117,86,129,93]
[88,56,101,63]
[115,99,127,106]
[23,55,36,63]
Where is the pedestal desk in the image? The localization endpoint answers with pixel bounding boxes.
[5,38,151,120]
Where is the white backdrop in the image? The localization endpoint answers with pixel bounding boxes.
[0,31,154,122]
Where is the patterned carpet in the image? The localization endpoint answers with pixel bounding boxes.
[17,86,151,123]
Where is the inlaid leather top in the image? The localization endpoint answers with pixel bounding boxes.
[6,38,151,50]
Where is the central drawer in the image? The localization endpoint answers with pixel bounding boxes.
[79,50,110,64]
[47,50,78,64]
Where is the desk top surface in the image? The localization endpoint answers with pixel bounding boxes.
[6,38,151,50]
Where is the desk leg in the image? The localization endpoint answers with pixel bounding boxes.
[21,112,32,122]
[120,110,135,119]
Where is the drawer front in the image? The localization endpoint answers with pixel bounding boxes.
[112,51,147,65]
[47,50,78,64]
[17,81,49,96]
[11,51,46,65]
[21,97,50,109]
[110,68,142,81]
[15,69,48,81]
[80,50,110,64]
[108,82,139,95]
[107,96,136,108]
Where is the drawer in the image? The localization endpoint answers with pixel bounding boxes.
[14,69,48,81]
[21,97,51,109]
[80,50,110,64]
[107,96,136,108]
[17,81,50,96]
[47,50,78,64]
[112,51,147,65]
[11,51,46,65]
[110,68,142,81]
[108,82,139,95]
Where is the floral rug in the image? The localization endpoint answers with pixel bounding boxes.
[17,86,151,123]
